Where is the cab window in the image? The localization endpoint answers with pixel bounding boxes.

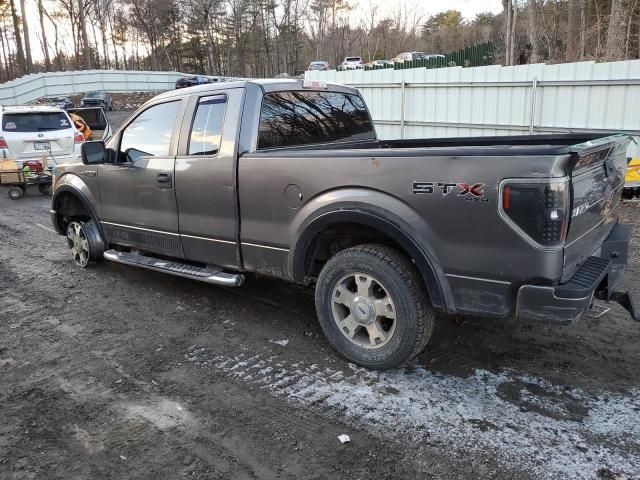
[258,91,375,149]
[119,101,180,162]
[188,95,227,155]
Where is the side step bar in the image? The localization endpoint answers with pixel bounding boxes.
[103,250,244,287]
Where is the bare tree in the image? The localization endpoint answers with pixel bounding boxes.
[78,0,92,68]
[566,0,580,61]
[19,0,33,72]
[527,0,539,63]
[37,0,52,70]
[8,0,26,75]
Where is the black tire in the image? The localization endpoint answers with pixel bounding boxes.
[38,183,51,195]
[315,244,434,370]
[66,220,105,267]
[8,186,24,200]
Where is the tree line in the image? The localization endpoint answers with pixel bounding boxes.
[0,0,638,82]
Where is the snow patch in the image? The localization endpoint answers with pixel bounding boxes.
[184,346,640,479]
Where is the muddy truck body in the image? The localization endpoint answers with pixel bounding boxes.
[51,79,637,369]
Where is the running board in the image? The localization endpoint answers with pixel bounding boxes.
[103,250,244,287]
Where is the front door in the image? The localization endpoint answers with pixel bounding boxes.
[98,99,185,258]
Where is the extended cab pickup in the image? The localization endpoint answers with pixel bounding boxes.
[51,79,637,369]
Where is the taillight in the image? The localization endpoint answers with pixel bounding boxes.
[500,179,569,248]
[0,137,7,148]
[74,131,84,143]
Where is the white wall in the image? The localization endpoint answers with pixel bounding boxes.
[307,60,640,157]
[0,70,193,105]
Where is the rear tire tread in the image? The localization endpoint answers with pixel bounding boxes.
[315,244,434,369]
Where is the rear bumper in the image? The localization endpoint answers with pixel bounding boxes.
[515,223,633,325]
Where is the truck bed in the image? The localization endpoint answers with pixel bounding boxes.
[269,133,617,157]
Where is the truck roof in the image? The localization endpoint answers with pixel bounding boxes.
[153,79,360,101]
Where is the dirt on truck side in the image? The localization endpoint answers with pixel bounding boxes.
[1,190,639,479]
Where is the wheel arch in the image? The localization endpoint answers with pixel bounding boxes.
[51,181,103,240]
[290,207,452,313]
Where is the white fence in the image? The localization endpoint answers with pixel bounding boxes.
[307,60,640,156]
[0,70,193,106]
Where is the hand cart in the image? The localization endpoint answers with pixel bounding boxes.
[0,167,53,200]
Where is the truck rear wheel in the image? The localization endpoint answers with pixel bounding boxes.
[315,244,434,369]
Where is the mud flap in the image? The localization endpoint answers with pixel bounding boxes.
[610,291,639,321]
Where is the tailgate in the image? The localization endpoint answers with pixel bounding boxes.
[563,134,630,281]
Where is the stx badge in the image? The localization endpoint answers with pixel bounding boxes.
[411,181,488,202]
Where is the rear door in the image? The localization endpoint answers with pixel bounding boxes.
[1,111,75,159]
[173,88,244,269]
[68,107,112,141]
[97,99,185,258]
[563,135,629,280]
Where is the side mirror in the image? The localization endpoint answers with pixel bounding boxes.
[81,141,106,164]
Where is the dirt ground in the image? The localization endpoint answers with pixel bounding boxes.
[0,186,639,478]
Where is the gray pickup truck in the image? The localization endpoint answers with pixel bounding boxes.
[50,79,637,369]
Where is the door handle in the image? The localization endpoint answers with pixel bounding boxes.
[157,172,172,188]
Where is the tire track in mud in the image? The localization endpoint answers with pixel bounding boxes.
[184,346,640,480]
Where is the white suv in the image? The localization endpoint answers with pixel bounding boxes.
[339,56,364,71]
[0,105,84,167]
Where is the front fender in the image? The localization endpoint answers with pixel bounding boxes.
[51,173,102,236]
[288,188,454,313]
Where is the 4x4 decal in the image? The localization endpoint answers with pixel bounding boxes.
[411,181,488,202]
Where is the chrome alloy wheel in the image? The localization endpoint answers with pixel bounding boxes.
[331,273,397,349]
[67,222,90,267]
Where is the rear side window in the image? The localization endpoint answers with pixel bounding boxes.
[2,112,71,132]
[258,91,375,149]
[188,95,226,155]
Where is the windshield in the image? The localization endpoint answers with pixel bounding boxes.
[2,112,72,132]
[85,92,103,98]
[346,57,361,62]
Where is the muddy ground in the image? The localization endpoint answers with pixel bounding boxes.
[0,178,639,478]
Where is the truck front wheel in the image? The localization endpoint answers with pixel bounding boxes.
[315,244,434,369]
[66,220,104,268]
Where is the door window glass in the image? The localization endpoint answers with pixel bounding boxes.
[188,95,227,155]
[120,101,180,161]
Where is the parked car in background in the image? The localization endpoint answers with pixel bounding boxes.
[308,61,330,71]
[392,52,444,63]
[0,105,84,166]
[338,57,364,70]
[81,91,113,111]
[366,59,393,68]
[42,96,74,110]
[175,75,213,89]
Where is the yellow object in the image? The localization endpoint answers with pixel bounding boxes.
[626,158,640,186]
